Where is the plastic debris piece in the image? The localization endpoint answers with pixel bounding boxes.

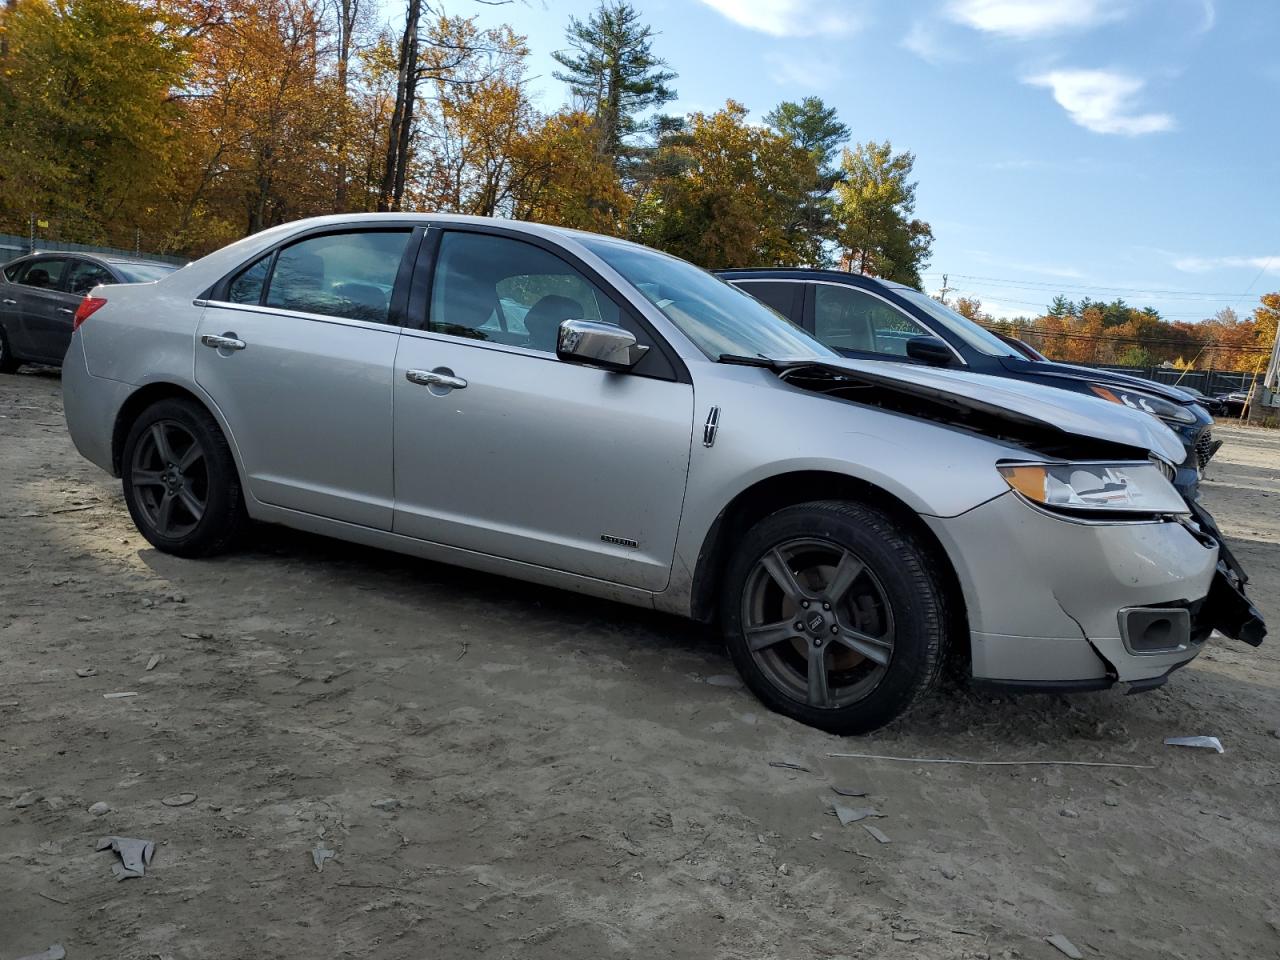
[834,805,883,826]
[96,836,155,880]
[1164,736,1224,753]
[704,674,742,688]
[831,786,867,797]
[370,798,402,811]
[87,801,110,816]
[893,932,921,943]
[161,793,197,807]
[15,945,66,960]
[312,846,336,871]
[75,667,97,678]
[13,790,43,809]
[862,824,891,844]
[181,632,212,640]
[145,654,162,672]
[103,692,138,700]
[1045,934,1084,959]
[768,760,811,773]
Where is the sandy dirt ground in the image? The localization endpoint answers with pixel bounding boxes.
[2,367,1278,960]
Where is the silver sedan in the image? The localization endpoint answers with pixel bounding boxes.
[60,214,1265,733]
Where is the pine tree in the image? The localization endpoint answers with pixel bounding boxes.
[764,97,849,265]
[551,1,676,166]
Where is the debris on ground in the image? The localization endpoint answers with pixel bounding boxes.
[181,632,212,640]
[87,801,110,816]
[703,674,742,688]
[1060,808,1079,818]
[833,804,883,826]
[15,945,66,960]
[102,692,138,700]
[74,667,97,678]
[768,760,811,773]
[96,836,156,880]
[862,824,891,844]
[1045,933,1084,958]
[161,793,197,807]
[892,932,921,943]
[145,654,162,671]
[831,785,867,797]
[1165,735,1225,753]
[370,798,403,811]
[312,847,336,871]
[827,750,1153,769]
[12,790,42,808]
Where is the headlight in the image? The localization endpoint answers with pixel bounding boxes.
[998,461,1189,516]
[1088,384,1196,425]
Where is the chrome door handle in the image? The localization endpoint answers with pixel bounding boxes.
[2,298,16,305]
[406,369,467,390]
[201,334,247,351]
[57,307,74,314]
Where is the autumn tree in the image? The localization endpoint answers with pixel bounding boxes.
[764,97,848,264]
[833,141,933,286]
[551,1,676,167]
[633,101,823,269]
[510,110,630,233]
[0,0,191,243]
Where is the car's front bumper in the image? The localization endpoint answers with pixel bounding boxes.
[925,491,1265,689]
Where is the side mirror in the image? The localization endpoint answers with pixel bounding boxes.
[905,335,954,367]
[556,319,649,371]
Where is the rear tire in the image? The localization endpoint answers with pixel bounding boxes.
[121,398,247,557]
[0,325,20,373]
[720,499,950,735]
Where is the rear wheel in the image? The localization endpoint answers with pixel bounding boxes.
[720,500,949,735]
[0,325,19,373]
[121,398,247,557]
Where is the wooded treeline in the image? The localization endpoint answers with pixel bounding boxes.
[0,0,932,282]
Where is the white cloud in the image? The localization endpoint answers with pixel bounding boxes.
[1025,69,1174,135]
[1195,0,1216,32]
[901,21,962,64]
[946,0,1124,38]
[696,0,861,37]
[765,51,842,90]
[1173,255,1280,274]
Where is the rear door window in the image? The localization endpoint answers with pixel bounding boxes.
[15,257,66,291]
[733,280,800,321]
[263,231,411,324]
[66,260,115,295]
[813,284,931,357]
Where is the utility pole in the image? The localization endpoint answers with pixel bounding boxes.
[936,273,955,306]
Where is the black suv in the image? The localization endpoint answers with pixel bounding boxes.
[718,268,1218,494]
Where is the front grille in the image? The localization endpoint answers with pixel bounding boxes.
[1195,428,1215,471]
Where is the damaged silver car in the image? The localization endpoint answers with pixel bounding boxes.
[61,215,1266,733]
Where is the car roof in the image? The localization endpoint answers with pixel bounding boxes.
[712,267,917,292]
[7,251,174,269]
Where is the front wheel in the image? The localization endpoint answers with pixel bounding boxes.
[121,398,248,557]
[720,500,950,735]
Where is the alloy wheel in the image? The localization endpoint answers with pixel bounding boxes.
[741,538,896,709]
[130,420,208,538]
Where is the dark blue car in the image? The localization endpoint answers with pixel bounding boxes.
[718,268,1219,494]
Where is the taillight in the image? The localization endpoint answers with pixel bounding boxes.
[73,296,107,331]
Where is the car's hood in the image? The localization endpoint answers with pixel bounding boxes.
[1002,357,1196,404]
[774,356,1187,464]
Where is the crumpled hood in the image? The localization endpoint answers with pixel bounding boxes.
[780,356,1187,464]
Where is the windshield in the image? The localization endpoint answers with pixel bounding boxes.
[895,288,1022,358]
[578,238,834,361]
[113,262,179,283]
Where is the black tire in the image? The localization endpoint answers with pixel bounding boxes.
[720,499,950,735]
[0,325,20,373]
[121,397,248,557]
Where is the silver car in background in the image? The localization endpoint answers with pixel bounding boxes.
[61,214,1265,733]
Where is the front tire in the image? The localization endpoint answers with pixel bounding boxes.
[720,500,950,735]
[121,398,247,557]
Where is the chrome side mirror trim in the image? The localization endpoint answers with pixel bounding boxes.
[556,319,649,371]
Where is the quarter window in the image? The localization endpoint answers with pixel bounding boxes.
[262,231,411,324]
[228,254,270,304]
[735,281,799,320]
[15,257,66,290]
[429,232,622,354]
[66,260,115,295]
[813,285,931,357]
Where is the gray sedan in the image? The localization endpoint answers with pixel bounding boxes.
[0,252,177,370]
[60,215,1264,733]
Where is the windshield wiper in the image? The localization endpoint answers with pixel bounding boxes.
[717,353,776,368]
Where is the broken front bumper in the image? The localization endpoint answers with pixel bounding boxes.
[924,492,1266,692]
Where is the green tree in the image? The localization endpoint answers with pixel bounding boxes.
[551,1,676,165]
[764,96,849,264]
[833,141,933,286]
[0,0,191,241]
[1047,295,1075,317]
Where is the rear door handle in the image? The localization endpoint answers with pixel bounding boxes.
[201,334,247,351]
[57,307,74,314]
[2,298,16,305]
[406,368,467,390]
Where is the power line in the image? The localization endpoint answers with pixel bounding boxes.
[920,271,1265,300]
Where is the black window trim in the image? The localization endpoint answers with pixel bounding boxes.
[403,223,690,385]
[204,223,425,330]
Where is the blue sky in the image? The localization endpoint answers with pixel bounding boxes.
[453,0,1279,322]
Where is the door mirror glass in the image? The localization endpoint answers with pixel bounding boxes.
[905,335,955,366]
[557,319,649,371]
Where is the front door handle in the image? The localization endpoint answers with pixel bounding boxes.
[57,307,74,314]
[2,298,16,305]
[201,333,247,351]
[406,368,467,390]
